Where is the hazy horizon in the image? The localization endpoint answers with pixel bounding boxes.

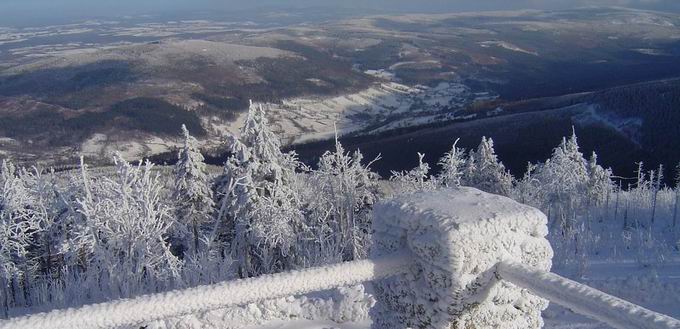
[2,0,680,26]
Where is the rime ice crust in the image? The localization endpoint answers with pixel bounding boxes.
[370,187,553,329]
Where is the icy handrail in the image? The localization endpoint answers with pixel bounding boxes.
[0,251,412,329]
[497,261,680,329]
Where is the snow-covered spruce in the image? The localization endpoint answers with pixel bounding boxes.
[531,131,589,231]
[214,102,304,277]
[0,161,42,313]
[370,187,553,329]
[172,125,215,257]
[461,137,513,197]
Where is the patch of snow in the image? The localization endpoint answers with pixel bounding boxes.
[633,48,668,56]
[80,133,109,158]
[265,81,478,144]
[478,41,538,56]
[388,60,441,70]
[80,134,183,161]
[251,320,370,329]
[573,105,643,145]
[0,137,17,144]
[363,69,396,81]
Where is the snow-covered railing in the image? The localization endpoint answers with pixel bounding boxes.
[0,251,412,329]
[497,261,680,329]
[2,187,679,329]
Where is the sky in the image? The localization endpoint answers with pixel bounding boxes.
[2,0,680,26]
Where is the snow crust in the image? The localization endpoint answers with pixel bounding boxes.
[370,187,553,329]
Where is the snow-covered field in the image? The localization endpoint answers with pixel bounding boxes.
[478,40,539,55]
[266,80,485,144]
[5,39,292,75]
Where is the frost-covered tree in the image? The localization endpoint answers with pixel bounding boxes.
[305,138,381,263]
[0,161,42,310]
[49,170,89,274]
[674,163,680,229]
[173,125,214,257]
[463,137,513,196]
[514,162,540,205]
[533,131,589,232]
[390,153,437,193]
[586,152,612,207]
[214,102,303,277]
[76,155,181,294]
[650,164,664,225]
[438,139,466,188]
[21,168,76,291]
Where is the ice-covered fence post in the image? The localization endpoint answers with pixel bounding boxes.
[370,187,553,329]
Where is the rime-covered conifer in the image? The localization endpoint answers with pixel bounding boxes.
[534,131,588,231]
[673,163,680,229]
[463,137,512,196]
[214,102,303,277]
[586,152,612,207]
[173,125,214,257]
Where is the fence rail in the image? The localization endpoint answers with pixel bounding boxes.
[3,257,678,329]
[497,261,680,329]
[0,251,412,329]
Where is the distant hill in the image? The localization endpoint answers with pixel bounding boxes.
[2,7,680,171]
